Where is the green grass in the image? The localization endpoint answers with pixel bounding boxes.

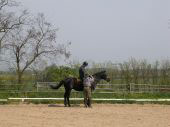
[1,84,170,105]
[1,91,170,104]
[1,90,170,99]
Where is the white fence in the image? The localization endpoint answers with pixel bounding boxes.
[8,98,170,102]
[36,82,170,93]
[1,82,170,102]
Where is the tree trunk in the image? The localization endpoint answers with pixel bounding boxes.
[17,72,23,84]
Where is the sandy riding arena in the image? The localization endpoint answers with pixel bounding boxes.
[0,104,170,127]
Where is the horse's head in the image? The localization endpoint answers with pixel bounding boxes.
[93,70,110,82]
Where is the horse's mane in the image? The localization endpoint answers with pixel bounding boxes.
[70,70,106,82]
[92,70,106,77]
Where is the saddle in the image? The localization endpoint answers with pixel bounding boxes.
[72,77,95,90]
[73,78,83,86]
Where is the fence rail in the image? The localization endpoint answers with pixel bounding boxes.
[0,82,170,103]
[8,98,170,102]
[36,82,170,93]
[1,82,170,93]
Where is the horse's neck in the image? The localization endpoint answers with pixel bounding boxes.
[94,77,101,84]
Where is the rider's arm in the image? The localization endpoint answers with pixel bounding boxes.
[90,76,94,82]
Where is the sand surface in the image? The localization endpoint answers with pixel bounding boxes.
[0,104,170,127]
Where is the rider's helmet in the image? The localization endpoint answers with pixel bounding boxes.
[83,61,88,66]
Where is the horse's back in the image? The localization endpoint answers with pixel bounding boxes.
[64,77,83,91]
[72,77,84,91]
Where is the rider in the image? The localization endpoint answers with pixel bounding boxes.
[70,61,88,89]
[79,61,88,82]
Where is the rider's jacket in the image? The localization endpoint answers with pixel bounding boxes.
[79,65,87,81]
[83,76,94,87]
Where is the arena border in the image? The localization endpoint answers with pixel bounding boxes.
[0,99,8,102]
[8,98,170,102]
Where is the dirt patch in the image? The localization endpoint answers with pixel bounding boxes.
[0,104,170,127]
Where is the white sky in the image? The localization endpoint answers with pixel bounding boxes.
[16,0,170,63]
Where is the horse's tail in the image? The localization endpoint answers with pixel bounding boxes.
[50,80,64,89]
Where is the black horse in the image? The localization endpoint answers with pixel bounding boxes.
[50,70,110,107]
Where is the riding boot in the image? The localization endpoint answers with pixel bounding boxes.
[84,99,88,108]
[87,98,92,108]
[84,99,86,107]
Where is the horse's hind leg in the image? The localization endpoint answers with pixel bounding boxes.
[64,92,67,107]
[64,79,73,107]
[64,89,71,107]
[67,90,71,107]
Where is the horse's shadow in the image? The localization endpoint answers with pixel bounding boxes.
[48,104,81,108]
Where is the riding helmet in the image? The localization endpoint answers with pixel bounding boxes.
[83,61,88,66]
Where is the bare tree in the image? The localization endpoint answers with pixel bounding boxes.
[160,59,170,85]
[0,0,18,10]
[0,0,27,49]
[140,59,151,84]
[5,13,70,83]
[29,58,48,84]
[119,61,132,84]
[150,61,159,85]
[129,58,140,84]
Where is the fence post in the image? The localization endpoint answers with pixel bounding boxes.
[129,83,132,93]
[127,83,131,93]
[129,83,135,93]
[37,82,39,92]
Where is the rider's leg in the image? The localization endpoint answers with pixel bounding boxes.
[87,87,92,107]
[83,87,88,107]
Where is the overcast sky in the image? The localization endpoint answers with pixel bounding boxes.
[17,0,170,63]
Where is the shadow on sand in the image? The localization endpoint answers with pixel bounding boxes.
[48,104,82,108]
